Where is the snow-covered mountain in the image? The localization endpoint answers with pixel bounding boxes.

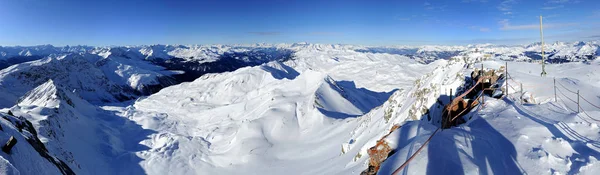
[120,47,437,174]
[355,40,600,63]
[0,41,599,174]
[0,110,75,175]
[0,45,296,108]
[0,54,136,108]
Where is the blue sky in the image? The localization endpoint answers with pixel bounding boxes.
[0,0,599,46]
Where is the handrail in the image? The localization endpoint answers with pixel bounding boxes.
[391,128,440,175]
[444,76,492,122]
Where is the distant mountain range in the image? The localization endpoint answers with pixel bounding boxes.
[0,41,597,107]
[0,41,599,174]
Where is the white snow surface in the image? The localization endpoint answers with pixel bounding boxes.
[122,47,438,174]
[123,47,600,174]
[0,43,599,174]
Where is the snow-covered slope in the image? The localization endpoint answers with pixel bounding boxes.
[114,46,460,174]
[0,111,76,175]
[377,60,600,175]
[0,54,134,108]
[1,42,599,174]
[9,79,153,175]
[94,47,179,95]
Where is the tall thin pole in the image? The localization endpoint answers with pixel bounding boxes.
[554,78,557,102]
[520,83,523,104]
[577,90,580,113]
[481,64,484,105]
[505,62,508,97]
[540,15,547,77]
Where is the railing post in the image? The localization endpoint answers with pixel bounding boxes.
[577,90,580,113]
[520,83,523,104]
[482,64,484,105]
[554,77,557,102]
[505,62,508,97]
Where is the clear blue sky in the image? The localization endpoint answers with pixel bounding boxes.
[0,0,599,46]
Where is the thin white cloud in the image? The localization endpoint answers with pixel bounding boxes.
[498,19,579,30]
[248,32,280,36]
[462,0,489,3]
[541,5,564,10]
[423,2,446,11]
[592,10,600,18]
[498,0,516,11]
[547,0,580,3]
[545,14,560,18]
[469,26,491,32]
[307,32,343,36]
[548,0,569,3]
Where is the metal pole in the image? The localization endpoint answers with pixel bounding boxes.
[577,90,580,113]
[554,78,557,102]
[540,15,547,76]
[520,83,523,104]
[482,64,484,105]
[505,62,508,97]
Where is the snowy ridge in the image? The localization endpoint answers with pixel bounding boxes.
[0,42,600,174]
[94,47,178,94]
[356,40,600,63]
[11,79,101,174]
[0,54,134,108]
[375,60,600,174]
[117,46,449,174]
[0,111,75,175]
[10,79,150,174]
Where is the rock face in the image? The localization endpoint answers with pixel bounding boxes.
[9,79,113,174]
[0,111,75,175]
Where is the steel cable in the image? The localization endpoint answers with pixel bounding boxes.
[555,81,577,94]
[392,128,440,175]
[580,108,600,122]
[557,94,578,113]
[579,95,600,110]
[556,87,578,104]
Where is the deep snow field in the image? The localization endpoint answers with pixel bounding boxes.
[0,43,599,174]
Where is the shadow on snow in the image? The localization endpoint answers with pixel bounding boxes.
[380,94,523,175]
[510,99,600,174]
[96,103,156,175]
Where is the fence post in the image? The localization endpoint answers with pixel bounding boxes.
[505,62,508,97]
[577,90,580,113]
[482,64,484,105]
[520,83,523,104]
[554,77,557,102]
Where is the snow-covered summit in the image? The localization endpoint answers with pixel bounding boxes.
[0,53,134,108]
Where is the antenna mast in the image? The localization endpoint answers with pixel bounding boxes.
[540,15,547,76]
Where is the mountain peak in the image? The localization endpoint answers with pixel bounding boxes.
[18,79,75,108]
